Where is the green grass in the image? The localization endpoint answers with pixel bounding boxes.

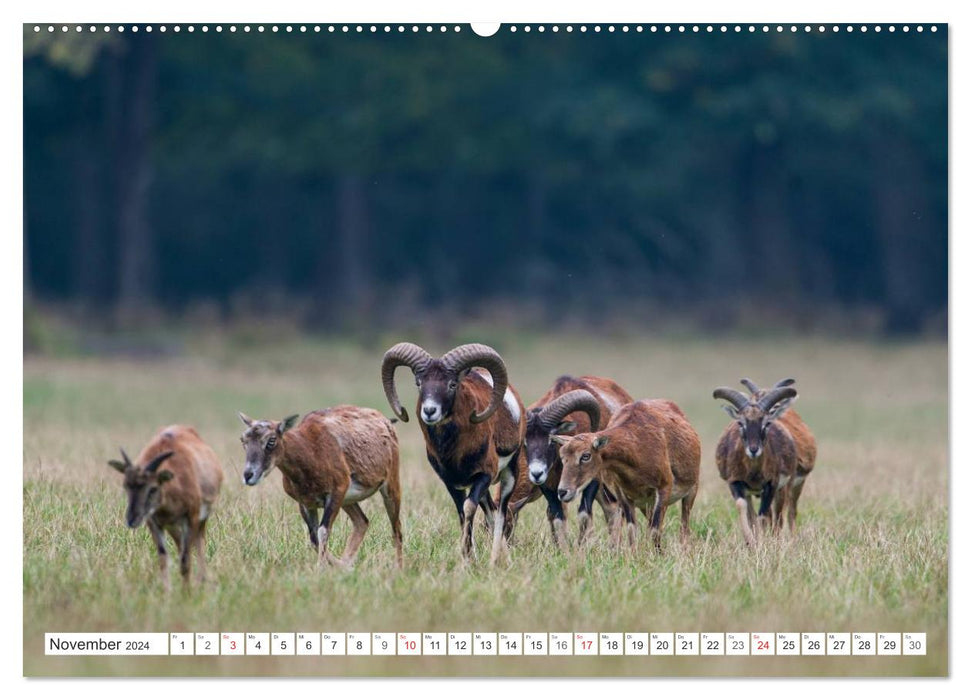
[23,333,948,676]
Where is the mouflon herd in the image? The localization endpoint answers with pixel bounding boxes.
[106,342,817,586]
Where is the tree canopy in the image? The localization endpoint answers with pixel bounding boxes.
[23,25,947,333]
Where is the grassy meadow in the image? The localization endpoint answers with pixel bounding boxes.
[22,329,948,676]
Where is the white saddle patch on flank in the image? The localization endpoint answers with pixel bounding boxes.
[597,391,622,414]
[345,478,380,504]
[476,371,520,422]
[331,430,345,450]
[503,388,520,422]
[665,487,691,505]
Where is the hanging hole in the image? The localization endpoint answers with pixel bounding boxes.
[470,23,500,37]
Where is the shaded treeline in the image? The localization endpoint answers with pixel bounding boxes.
[23,26,947,333]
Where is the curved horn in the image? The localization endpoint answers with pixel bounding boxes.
[773,377,796,389]
[538,390,602,432]
[757,386,798,412]
[145,451,175,473]
[740,378,761,395]
[713,387,750,410]
[381,342,433,423]
[441,343,508,424]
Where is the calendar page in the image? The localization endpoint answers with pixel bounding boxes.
[22,16,947,678]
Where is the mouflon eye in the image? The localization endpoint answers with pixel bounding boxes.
[580,453,591,463]
[266,437,277,450]
[448,380,458,391]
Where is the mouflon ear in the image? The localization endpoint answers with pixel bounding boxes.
[279,414,300,434]
[592,436,610,451]
[156,469,174,484]
[550,434,569,446]
[766,397,796,421]
[238,412,254,427]
[109,447,133,473]
[553,421,578,435]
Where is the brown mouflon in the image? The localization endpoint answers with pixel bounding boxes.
[239,406,403,569]
[715,378,817,545]
[108,425,223,589]
[741,378,818,508]
[381,342,525,564]
[507,375,634,549]
[554,399,701,552]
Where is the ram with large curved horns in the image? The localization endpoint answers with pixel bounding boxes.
[381,342,527,564]
[507,376,635,550]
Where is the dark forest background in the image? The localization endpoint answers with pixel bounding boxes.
[23,25,948,337]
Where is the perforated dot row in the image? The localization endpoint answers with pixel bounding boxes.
[30,25,467,34]
[512,24,937,33]
[30,24,940,34]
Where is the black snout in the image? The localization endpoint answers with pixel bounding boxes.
[423,406,436,417]
[559,486,579,503]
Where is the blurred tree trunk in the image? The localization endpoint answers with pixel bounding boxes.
[311,183,337,324]
[71,48,119,310]
[792,179,836,304]
[311,174,371,328]
[101,45,124,308]
[525,172,554,304]
[73,134,106,306]
[260,178,290,291]
[872,134,929,334]
[428,175,460,306]
[23,193,31,305]
[527,172,548,244]
[116,35,158,321]
[335,174,370,321]
[745,141,798,300]
[700,151,745,302]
